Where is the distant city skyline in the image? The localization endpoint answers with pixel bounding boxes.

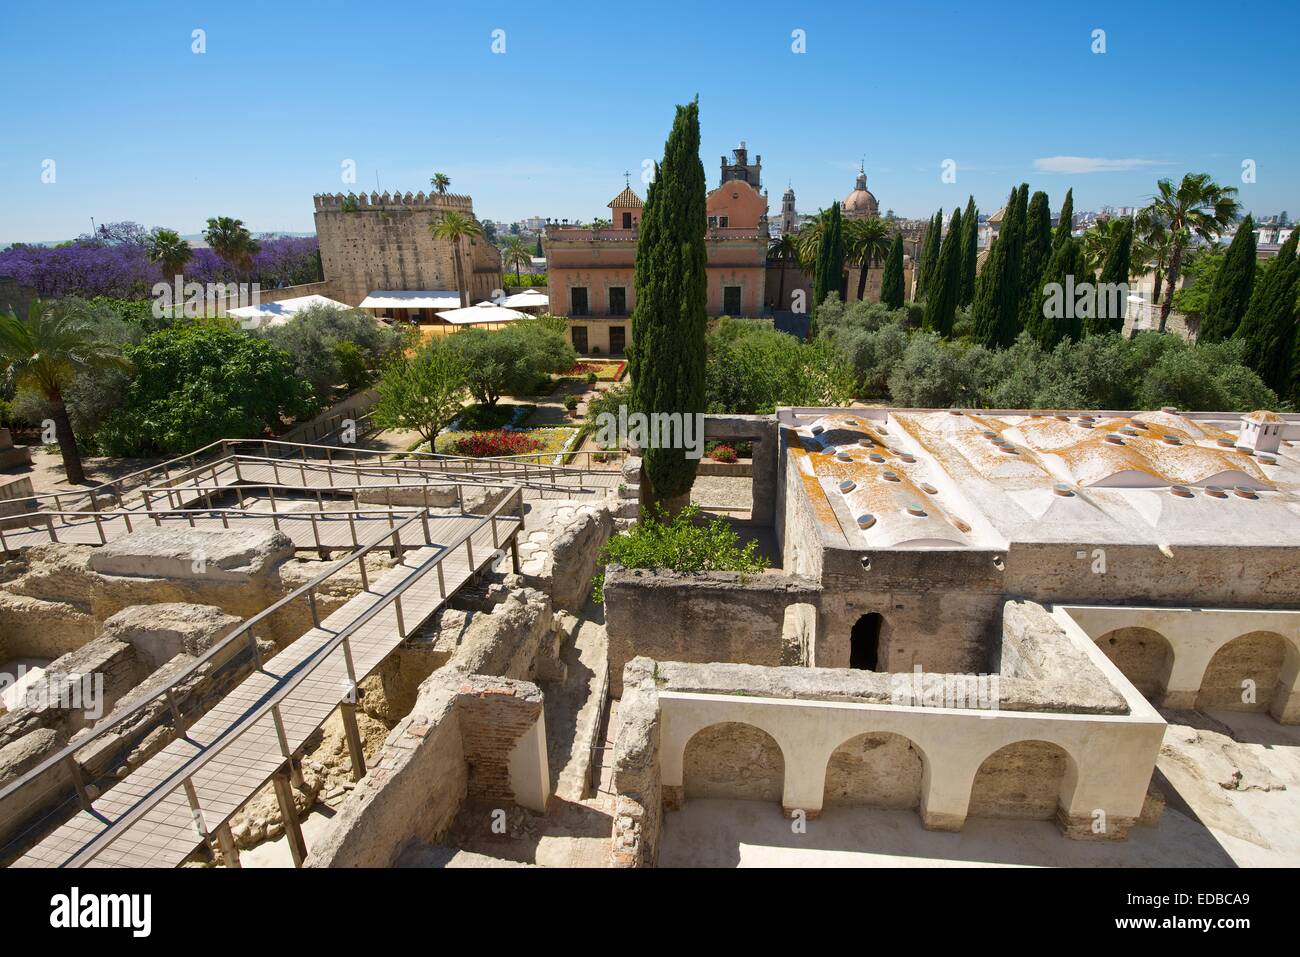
[3,0,1298,244]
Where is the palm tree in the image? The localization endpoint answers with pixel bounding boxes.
[0,300,130,485]
[146,228,192,283]
[1080,217,1129,276]
[430,211,485,308]
[501,235,533,286]
[1141,174,1240,331]
[203,216,260,288]
[430,172,451,195]
[796,211,827,273]
[1132,209,1178,325]
[844,218,891,303]
[767,234,799,312]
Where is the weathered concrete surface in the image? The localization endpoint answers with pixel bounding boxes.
[89,527,294,583]
[516,500,614,612]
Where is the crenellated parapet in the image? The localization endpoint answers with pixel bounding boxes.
[313,190,475,211]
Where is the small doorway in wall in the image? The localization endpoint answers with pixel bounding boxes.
[609,325,626,354]
[850,613,884,670]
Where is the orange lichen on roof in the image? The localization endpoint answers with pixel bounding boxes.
[806,436,971,545]
[1246,409,1283,423]
[1048,430,1272,488]
[893,411,1052,484]
[788,443,848,537]
[1050,437,1166,486]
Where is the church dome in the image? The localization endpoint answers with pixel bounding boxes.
[843,168,879,218]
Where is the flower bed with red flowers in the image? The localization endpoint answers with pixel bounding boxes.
[448,430,545,458]
[565,360,627,381]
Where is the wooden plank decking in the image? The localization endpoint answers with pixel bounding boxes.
[13,510,516,868]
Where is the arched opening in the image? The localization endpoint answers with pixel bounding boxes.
[969,740,1071,820]
[1196,631,1287,713]
[1096,627,1175,699]
[683,722,784,803]
[850,613,884,670]
[822,732,924,809]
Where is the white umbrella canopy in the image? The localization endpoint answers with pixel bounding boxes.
[501,289,549,310]
[435,301,528,324]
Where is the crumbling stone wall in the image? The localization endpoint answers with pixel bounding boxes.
[608,658,662,868]
[0,602,246,854]
[0,530,388,660]
[823,732,924,808]
[1195,631,1286,712]
[817,546,1006,673]
[1006,542,1300,607]
[968,741,1068,820]
[682,721,783,802]
[1093,627,1175,697]
[603,567,819,696]
[305,674,546,868]
[516,501,614,612]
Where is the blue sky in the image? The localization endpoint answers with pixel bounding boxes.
[3,0,1298,243]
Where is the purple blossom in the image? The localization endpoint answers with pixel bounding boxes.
[0,235,321,299]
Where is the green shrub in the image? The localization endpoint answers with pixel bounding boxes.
[592,503,769,603]
[100,320,315,455]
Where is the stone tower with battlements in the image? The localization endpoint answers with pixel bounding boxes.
[313,191,504,307]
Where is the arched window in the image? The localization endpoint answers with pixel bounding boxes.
[850,613,883,670]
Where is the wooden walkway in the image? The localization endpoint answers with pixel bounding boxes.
[13,509,517,868]
[0,454,618,553]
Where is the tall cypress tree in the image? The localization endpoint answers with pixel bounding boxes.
[1027,235,1083,348]
[880,233,905,310]
[1091,217,1134,335]
[923,207,963,337]
[1234,228,1299,396]
[1054,188,1074,249]
[972,185,1028,347]
[1018,191,1053,327]
[627,99,707,505]
[812,202,844,335]
[1199,214,1257,343]
[917,211,942,299]
[960,195,978,306]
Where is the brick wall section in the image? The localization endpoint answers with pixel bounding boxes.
[456,680,545,803]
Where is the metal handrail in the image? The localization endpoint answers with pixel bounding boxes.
[17,432,613,512]
[0,492,511,812]
[60,485,525,868]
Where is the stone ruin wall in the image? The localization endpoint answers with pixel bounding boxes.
[0,602,253,856]
[602,567,821,697]
[313,191,504,307]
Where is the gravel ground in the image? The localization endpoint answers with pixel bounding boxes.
[690,475,753,511]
